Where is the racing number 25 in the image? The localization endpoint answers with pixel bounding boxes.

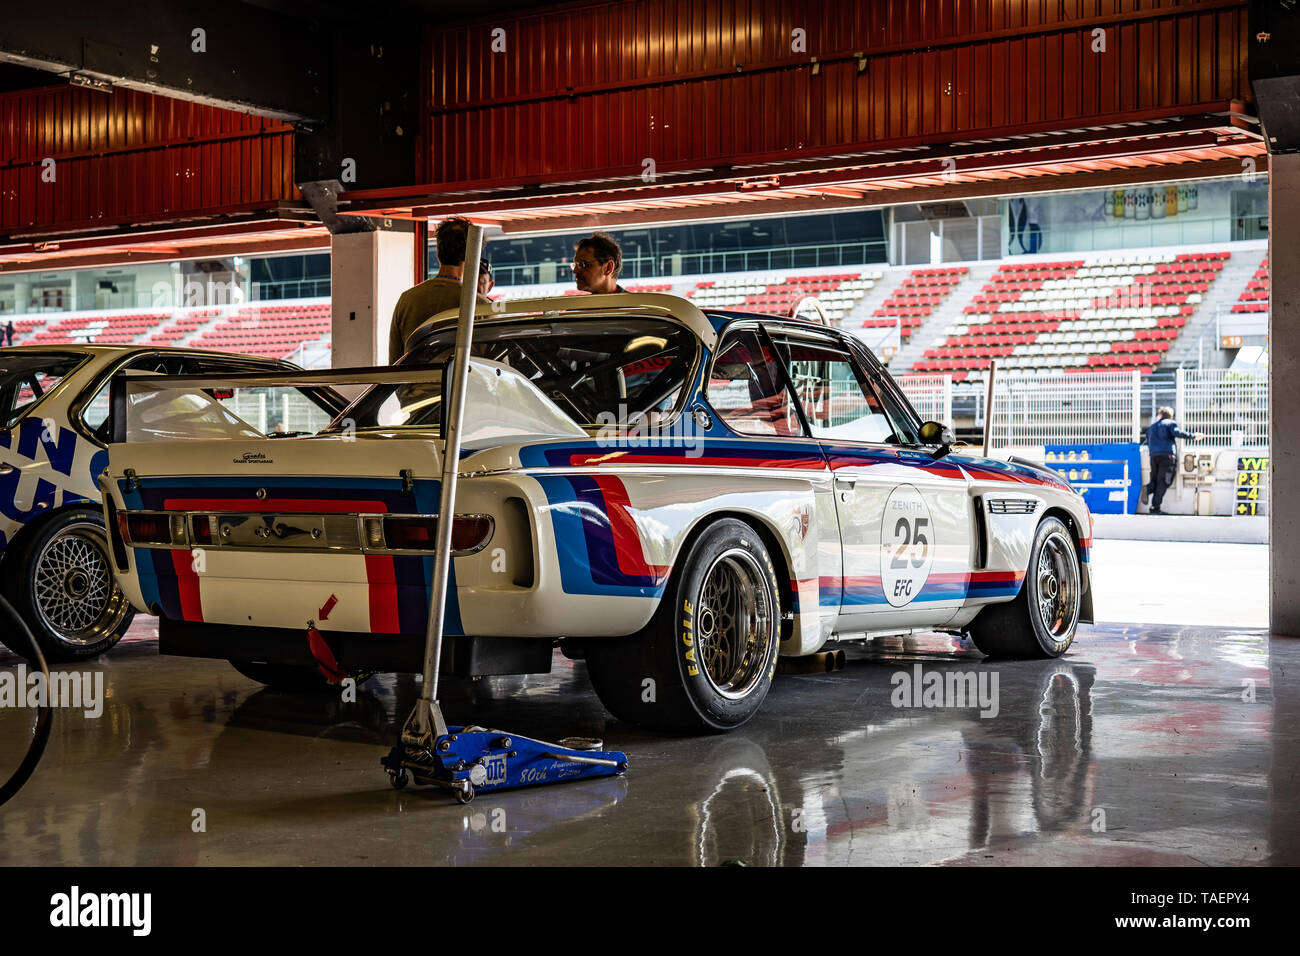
[890,517,929,569]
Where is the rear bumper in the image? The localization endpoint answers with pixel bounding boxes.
[159,618,555,676]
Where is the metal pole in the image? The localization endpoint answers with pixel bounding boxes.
[1131,369,1141,443]
[407,222,484,744]
[1174,365,1189,500]
[983,359,998,457]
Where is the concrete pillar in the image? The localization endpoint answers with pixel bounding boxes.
[329,229,416,368]
[1270,153,1300,636]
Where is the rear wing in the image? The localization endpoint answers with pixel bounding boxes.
[107,358,585,445]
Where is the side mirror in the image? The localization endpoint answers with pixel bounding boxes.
[919,420,955,460]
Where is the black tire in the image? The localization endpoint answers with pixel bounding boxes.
[585,518,782,733]
[968,516,1081,659]
[0,508,134,663]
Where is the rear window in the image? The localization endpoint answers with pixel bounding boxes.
[340,317,698,430]
[0,351,86,429]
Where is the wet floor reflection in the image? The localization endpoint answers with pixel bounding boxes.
[0,621,1291,865]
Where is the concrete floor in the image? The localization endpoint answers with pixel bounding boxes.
[2,611,1296,866]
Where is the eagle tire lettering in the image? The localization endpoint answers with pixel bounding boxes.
[681,598,698,676]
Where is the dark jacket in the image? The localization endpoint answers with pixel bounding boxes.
[1147,417,1194,457]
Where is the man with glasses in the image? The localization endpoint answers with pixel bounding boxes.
[571,232,628,295]
[388,216,491,363]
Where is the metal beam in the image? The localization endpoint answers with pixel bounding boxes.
[0,1,328,122]
[486,157,1265,235]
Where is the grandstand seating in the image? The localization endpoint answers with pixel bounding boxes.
[141,308,223,347]
[189,302,331,359]
[911,251,1229,380]
[0,248,1262,378]
[22,311,170,346]
[863,266,968,342]
[1231,256,1268,313]
[687,271,881,322]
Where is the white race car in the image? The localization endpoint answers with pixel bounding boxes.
[0,345,344,662]
[102,294,1094,732]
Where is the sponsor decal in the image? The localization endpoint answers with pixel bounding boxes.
[880,484,935,607]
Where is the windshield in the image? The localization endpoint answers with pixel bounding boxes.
[0,351,87,429]
[339,317,698,430]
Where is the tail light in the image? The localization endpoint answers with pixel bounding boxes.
[382,515,493,554]
[119,512,187,546]
[450,515,494,554]
[191,516,214,546]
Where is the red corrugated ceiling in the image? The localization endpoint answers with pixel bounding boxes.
[421,0,1250,189]
[0,84,298,238]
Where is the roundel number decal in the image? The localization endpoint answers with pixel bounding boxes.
[880,485,935,607]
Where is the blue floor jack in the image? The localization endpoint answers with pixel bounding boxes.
[381,225,627,803]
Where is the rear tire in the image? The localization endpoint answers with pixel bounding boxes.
[1,508,134,663]
[585,519,781,733]
[968,516,1081,659]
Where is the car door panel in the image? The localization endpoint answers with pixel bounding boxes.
[766,325,974,634]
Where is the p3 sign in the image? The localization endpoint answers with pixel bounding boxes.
[880,485,935,607]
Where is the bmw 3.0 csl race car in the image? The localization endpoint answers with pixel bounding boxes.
[101,293,1094,732]
[0,345,344,662]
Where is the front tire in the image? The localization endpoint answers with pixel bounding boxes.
[585,519,782,733]
[968,516,1081,659]
[1,508,134,663]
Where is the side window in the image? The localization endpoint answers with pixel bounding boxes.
[769,333,896,444]
[706,331,806,437]
[846,341,922,446]
[82,356,178,440]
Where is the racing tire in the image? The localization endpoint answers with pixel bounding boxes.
[585,518,782,733]
[228,659,370,693]
[967,516,1081,659]
[0,508,134,663]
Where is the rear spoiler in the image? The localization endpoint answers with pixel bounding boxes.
[107,365,445,445]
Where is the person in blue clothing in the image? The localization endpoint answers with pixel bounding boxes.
[1142,406,1203,514]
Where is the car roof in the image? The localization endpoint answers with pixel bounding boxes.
[417,293,842,352]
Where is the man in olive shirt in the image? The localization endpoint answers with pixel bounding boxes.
[388,217,491,363]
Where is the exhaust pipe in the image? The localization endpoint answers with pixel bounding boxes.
[777,649,845,675]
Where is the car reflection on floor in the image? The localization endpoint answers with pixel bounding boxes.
[0,619,1289,866]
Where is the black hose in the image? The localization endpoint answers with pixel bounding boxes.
[0,594,51,808]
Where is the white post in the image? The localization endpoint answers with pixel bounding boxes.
[1131,369,1141,443]
[1175,366,1187,498]
[942,373,953,427]
[983,360,998,457]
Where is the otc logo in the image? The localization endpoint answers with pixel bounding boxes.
[479,753,508,787]
[880,484,935,607]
